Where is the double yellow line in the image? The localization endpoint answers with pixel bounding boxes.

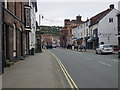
[48,50,79,90]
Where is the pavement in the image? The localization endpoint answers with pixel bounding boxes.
[2,50,69,88]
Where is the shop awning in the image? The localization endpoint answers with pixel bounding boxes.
[76,38,83,41]
[87,37,93,42]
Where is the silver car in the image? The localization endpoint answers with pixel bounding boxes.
[96,44,113,54]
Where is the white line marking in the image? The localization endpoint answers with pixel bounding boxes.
[98,61,112,67]
[112,60,118,62]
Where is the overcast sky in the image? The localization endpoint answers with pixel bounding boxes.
[36,1,119,26]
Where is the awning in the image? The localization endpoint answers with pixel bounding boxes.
[72,38,77,41]
[76,38,83,41]
[87,37,93,42]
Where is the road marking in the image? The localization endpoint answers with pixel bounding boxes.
[98,61,112,67]
[48,50,79,90]
[112,60,118,62]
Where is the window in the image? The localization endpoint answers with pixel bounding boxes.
[13,24,17,57]
[86,29,88,36]
[109,18,113,23]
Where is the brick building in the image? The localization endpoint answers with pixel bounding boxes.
[60,15,84,47]
[42,34,53,44]
[2,1,30,67]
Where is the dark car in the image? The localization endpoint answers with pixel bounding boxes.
[46,44,52,49]
[118,50,120,58]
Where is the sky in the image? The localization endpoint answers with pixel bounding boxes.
[36,0,120,26]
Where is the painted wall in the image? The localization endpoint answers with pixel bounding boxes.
[72,23,85,39]
[98,9,118,45]
[84,20,90,37]
[29,2,37,50]
[89,23,98,37]
[118,1,120,11]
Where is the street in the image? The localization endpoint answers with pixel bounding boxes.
[49,48,119,88]
[1,1,120,89]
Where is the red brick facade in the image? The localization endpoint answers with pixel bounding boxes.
[3,1,29,66]
[60,15,84,47]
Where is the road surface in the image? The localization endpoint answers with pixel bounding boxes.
[49,48,118,88]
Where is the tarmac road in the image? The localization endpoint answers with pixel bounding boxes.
[49,48,118,88]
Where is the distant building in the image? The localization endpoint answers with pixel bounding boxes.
[60,15,84,47]
[71,4,119,49]
[72,22,85,47]
[42,34,53,44]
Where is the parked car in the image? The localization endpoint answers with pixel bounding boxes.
[118,50,120,58]
[52,43,57,48]
[46,44,52,49]
[113,45,120,51]
[96,44,113,54]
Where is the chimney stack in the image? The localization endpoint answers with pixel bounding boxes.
[109,4,114,9]
[64,19,70,26]
[76,15,82,22]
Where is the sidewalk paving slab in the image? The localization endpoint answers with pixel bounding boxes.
[2,50,69,88]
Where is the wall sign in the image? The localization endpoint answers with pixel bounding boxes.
[24,5,31,29]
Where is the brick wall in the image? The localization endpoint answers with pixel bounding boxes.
[3,1,29,62]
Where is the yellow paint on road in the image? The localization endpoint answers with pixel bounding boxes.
[48,50,79,90]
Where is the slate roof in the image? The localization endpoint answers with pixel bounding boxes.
[90,8,113,26]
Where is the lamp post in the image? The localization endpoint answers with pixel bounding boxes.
[37,14,44,53]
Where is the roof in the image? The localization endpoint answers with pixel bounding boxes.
[90,8,113,26]
[71,20,84,24]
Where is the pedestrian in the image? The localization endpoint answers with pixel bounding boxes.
[43,42,47,49]
[83,46,86,51]
[74,41,78,50]
[80,45,83,52]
